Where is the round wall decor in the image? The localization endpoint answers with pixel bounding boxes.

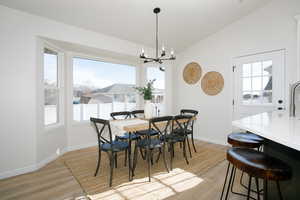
[183,62,202,85]
[201,71,224,96]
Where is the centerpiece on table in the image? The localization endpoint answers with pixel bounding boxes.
[134,79,155,119]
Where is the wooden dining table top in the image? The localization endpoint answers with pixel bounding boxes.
[110,116,196,133]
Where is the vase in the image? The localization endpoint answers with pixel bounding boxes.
[144,100,153,119]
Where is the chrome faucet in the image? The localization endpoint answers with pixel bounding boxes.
[290,81,300,117]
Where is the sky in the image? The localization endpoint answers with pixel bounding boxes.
[44,54,165,89]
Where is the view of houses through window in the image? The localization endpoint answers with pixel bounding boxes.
[73,58,137,121]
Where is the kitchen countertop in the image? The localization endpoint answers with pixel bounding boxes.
[232,111,300,152]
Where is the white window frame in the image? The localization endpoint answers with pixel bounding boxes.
[145,65,166,115]
[42,42,65,128]
[240,61,273,106]
[70,53,139,123]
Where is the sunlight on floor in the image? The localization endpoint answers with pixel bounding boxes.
[88,168,204,200]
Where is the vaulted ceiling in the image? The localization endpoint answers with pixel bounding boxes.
[0,0,272,52]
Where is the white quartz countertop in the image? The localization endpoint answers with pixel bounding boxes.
[232,111,300,152]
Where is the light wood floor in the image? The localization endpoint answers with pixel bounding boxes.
[0,140,251,200]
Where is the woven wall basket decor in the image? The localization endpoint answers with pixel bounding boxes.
[201,71,224,96]
[183,62,202,85]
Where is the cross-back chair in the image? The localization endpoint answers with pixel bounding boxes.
[132,116,173,182]
[90,117,130,187]
[111,111,141,167]
[168,115,193,170]
[176,109,198,157]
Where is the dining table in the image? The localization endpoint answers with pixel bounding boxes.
[109,116,197,180]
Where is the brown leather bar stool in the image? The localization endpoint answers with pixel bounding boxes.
[228,132,264,149]
[220,148,292,200]
[227,132,265,198]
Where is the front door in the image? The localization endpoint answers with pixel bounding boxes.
[233,50,285,120]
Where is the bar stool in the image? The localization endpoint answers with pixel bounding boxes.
[220,148,292,200]
[227,132,264,197]
[228,132,264,149]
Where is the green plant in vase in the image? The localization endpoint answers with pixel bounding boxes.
[134,79,156,118]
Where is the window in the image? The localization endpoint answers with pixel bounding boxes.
[73,57,136,121]
[242,60,272,105]
[147,67,165,115]
[44,48,61,125]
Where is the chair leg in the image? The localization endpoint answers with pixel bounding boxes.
[170,143,173,171]
[186,137,192,158]
[276,181,283,200]
[94,148,101,176]
[191,133,197,153]
[183,139,189,165]
[224,164,235,200]
[220,163,230,200]
[156,148,161,163]
[132,145,138,176]
[114,153,118,168]
[124,149,127,167]
[109,152,114,187]
[264,179,268,200]
[146,148,151,182]
[162,145,169,173]
[255,178,261,200]
[150,150,154,166]
[247,176,253,200]
[139,147,146,160]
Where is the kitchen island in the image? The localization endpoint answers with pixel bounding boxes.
[232,111,300,200]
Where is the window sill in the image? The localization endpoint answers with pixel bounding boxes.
[44,123,64,132]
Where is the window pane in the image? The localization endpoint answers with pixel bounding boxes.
[262,91,272,103]
[83,104,98,120]
[73,58,136,121]
[147,67,165,115]
[263,76,272,91]
[242,92,252,104]
[243,78,251,91]
[252,91,261,104]
[73,104,81,121]
[252,77,262,91]
[44,49,58,87]
[44,88,58,125]
[263,61,272,76]
[252,62,262,76]
[147,67,165,90]
[242,64,251,77]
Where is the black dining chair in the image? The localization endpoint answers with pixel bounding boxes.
[110,111,140,167]
[90,117,130,187]
[131,110,145,118]
[132,110,159,137]
[164,115,193,170]
[132,116,172,182]
[174,109,198,157]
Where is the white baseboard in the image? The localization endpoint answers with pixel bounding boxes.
[0,164,37,180]
[68,142,97,152]
[0,143,95,180]
[35,147,68,169]
[194,135,227,146]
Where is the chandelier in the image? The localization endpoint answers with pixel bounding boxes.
[139,7,176,71]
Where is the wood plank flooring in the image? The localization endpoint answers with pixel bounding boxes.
[0,140,252,200]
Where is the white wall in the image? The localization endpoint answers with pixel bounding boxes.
[0,5,155,178]
[174,0,300,145]
[296,15,300,78]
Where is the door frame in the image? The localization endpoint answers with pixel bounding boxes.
[232,49,286,120]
